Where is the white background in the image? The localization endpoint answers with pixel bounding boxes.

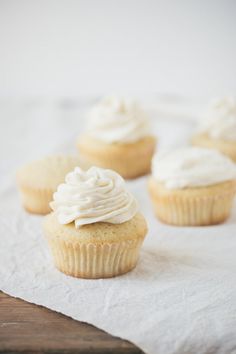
[0,0,236,99]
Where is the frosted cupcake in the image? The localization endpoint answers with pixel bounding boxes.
[77,96,156,179]
[192,97,236,161]
[17,155,80,215]
[148,147,236,226]
[43,166,147,278]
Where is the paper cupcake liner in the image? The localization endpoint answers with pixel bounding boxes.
[79,153,153,179]
[150,189,236,226]
[47,238,144,279]
[77,136,156,179]
[19,185,53,215]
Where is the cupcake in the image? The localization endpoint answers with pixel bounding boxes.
[17,155,80,215]
[192,97,236,161]
[43,166,147,278]
[148,147,236,226]
[77,96,156,179]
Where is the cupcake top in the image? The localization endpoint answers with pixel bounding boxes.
[198,97,236,141]
[17,155,80,189]
[50,166,138,227]
[152,147,236,189]
[86,96,150,143]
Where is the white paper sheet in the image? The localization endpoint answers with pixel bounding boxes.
[1,99,236,354]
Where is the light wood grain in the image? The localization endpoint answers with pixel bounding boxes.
[0,292,143,354]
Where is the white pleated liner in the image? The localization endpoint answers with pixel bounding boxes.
[19,185,53,214]
[153,192,235,226]
[47,238,144,279]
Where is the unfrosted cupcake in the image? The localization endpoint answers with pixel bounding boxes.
[43,166,147,278]
[192,97,236,161]
[17,155,80,215]
[148,147,236,226]
[77,96,156,179]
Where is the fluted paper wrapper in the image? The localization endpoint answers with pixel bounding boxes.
[150,191,235,226]
[18,185,53,215]
[47,238,143,278]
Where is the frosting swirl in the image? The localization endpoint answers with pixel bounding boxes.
[152,147,236,189]
[50,166,138,227]
[199,97,236,141]
[86,96,150,143]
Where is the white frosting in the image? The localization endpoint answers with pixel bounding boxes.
[152,147,236,189]
[86,96,150,143]
[199,97,236,141]
[50,166,138,227]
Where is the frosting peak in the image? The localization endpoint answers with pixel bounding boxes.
[152,147,236,189]
[50,166,138,227]
[199,96,236,141]
[86,96,150,143]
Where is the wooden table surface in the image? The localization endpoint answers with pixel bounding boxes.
[0,292,143,354]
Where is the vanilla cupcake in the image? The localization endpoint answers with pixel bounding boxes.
[43,166,147,278]
[77,96,156,179]
[192,97,236,161]
[17,155,80,215]
[148,147,236,226]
